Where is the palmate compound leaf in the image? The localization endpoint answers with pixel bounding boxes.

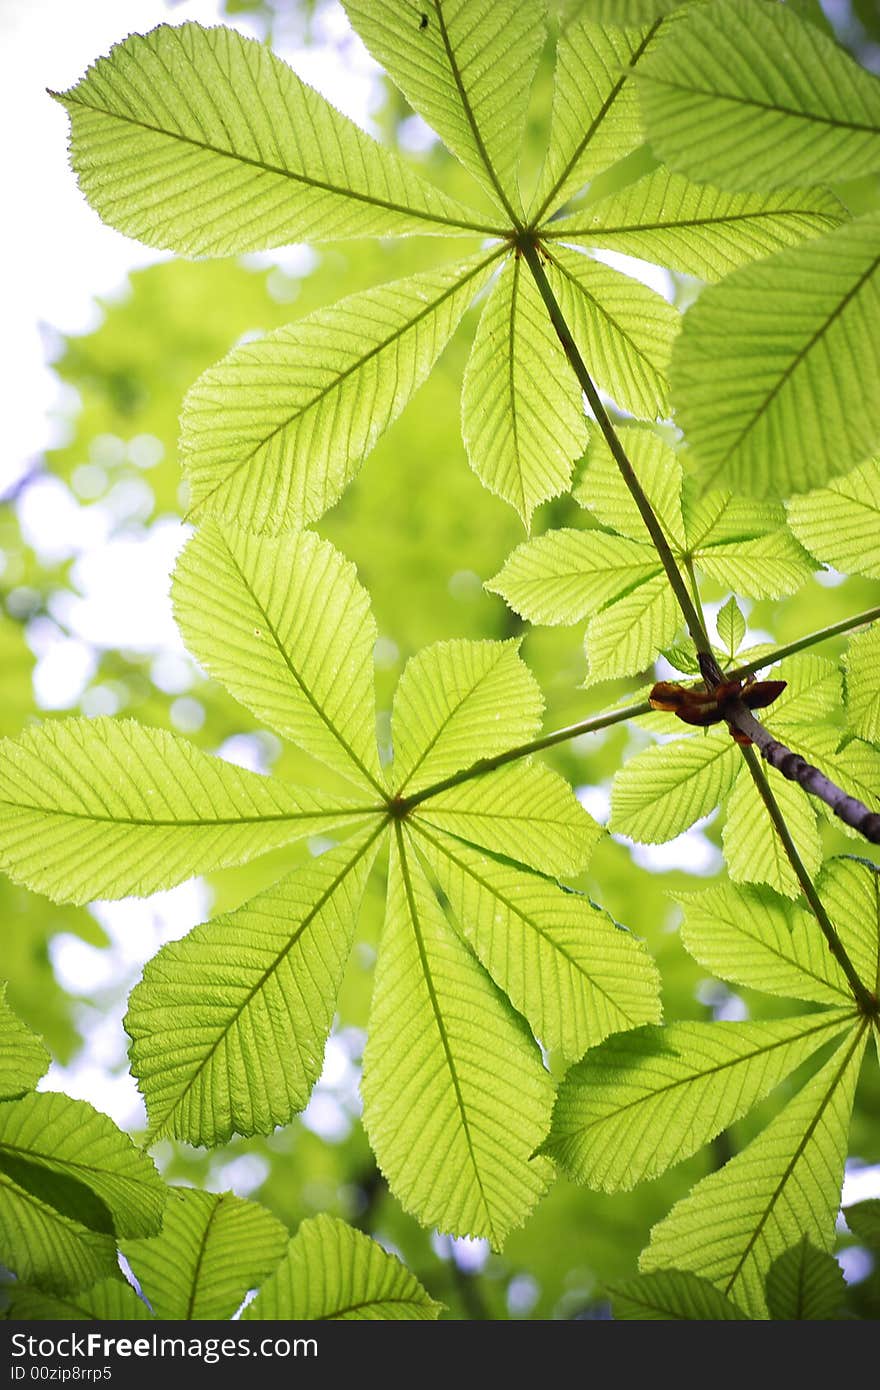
[461,256,588,524]
[361,828,555,1248]
[540,1010,855,1189]
[608,1269,747,1321]
[0,717,369,905]
[640,1023,869,1318]
[181,253,500,533]
[764,1238,847,1321]
[242,1213,441,1321]
[126,826,384,1146]
[581,429,815,599]
[636,0,880,192]
[172,522,385,795]
[672,214,880,498]
[844,624,880,746]
[548,167,844,282]
[786,459,880,579]
[122,1188,288,1321]
[412,821,660,1061]
[53,23,492,257]
[0,983,49,1100]
[343,1,546,220]
[492,425,811,685]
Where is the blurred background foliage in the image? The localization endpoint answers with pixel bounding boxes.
[1,0,878,1319]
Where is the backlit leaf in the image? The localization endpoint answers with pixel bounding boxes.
[786,459,880,578]
[641,1025,868,1318]
[0,718,366,905]
[414,822,661,1060]
[361,831,553,1246]
[765,1239,846,1321]
[242,1213,442,1321]
[0,984,49,1101]
[462,257,588,524]
[844,624,880,745]
[54,23,488,255]
[182,254,497,532]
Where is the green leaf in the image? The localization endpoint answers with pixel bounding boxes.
[574,1,686,20]
[610,730,740,843]
[391,639,543,795]
[54,22,488,256]
[361,829,553,1246]
[173,523,384,795]
[242,1213,442,1320]
[541,1012,853,1189]
[127,827,383,1146]
[786,459,880,578]
[844,624,880,744]
[576,426,685,548]
[717,597,745,659]
[814,857,880,1006]
[680,879,853,1006]
[764,1238,846,1320]
[123,1188,288,1321]
[414,822,661,1061]
[640,1025,868,1318]
[637,0,880,191]
[547,245,679,419]
[0,1164,118,1295]
[0,983,49,1100]
[672,215,880,497]
[533,15,665,221]
[609,1269,748,1320]
[690,520,815,600]
[762,654,840,727]
[182,254,497,532]
[844,1198,880,1249]
[553,168,844,281]
[0,1092,164,1239]
[487,528,661,626]
[412,761,602,878]
[723,765,820,899]
[462,258,588,524]
[343,1,546,218]
[0,718,366,905]
[585,571,679,683]
[3,1278,152,1321]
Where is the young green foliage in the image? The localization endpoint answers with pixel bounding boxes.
[491,428,814,684]
[0,524,655,1249]
[547,858,878,1318]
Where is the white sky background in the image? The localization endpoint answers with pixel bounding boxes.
[1,0,878,1227]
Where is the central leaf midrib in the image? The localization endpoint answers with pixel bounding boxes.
[644,72,880,135]
[431,0,518,225]
[549,208,840,239]
[185,1198,220,1320]
[0,799,372,829]
[58,91,501,235]
[717,250,880,467]
[533,18,664,225]
[395,825,494,1241]
[553,1013,854,1140]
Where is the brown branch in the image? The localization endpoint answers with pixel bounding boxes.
[725,699,880,845]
